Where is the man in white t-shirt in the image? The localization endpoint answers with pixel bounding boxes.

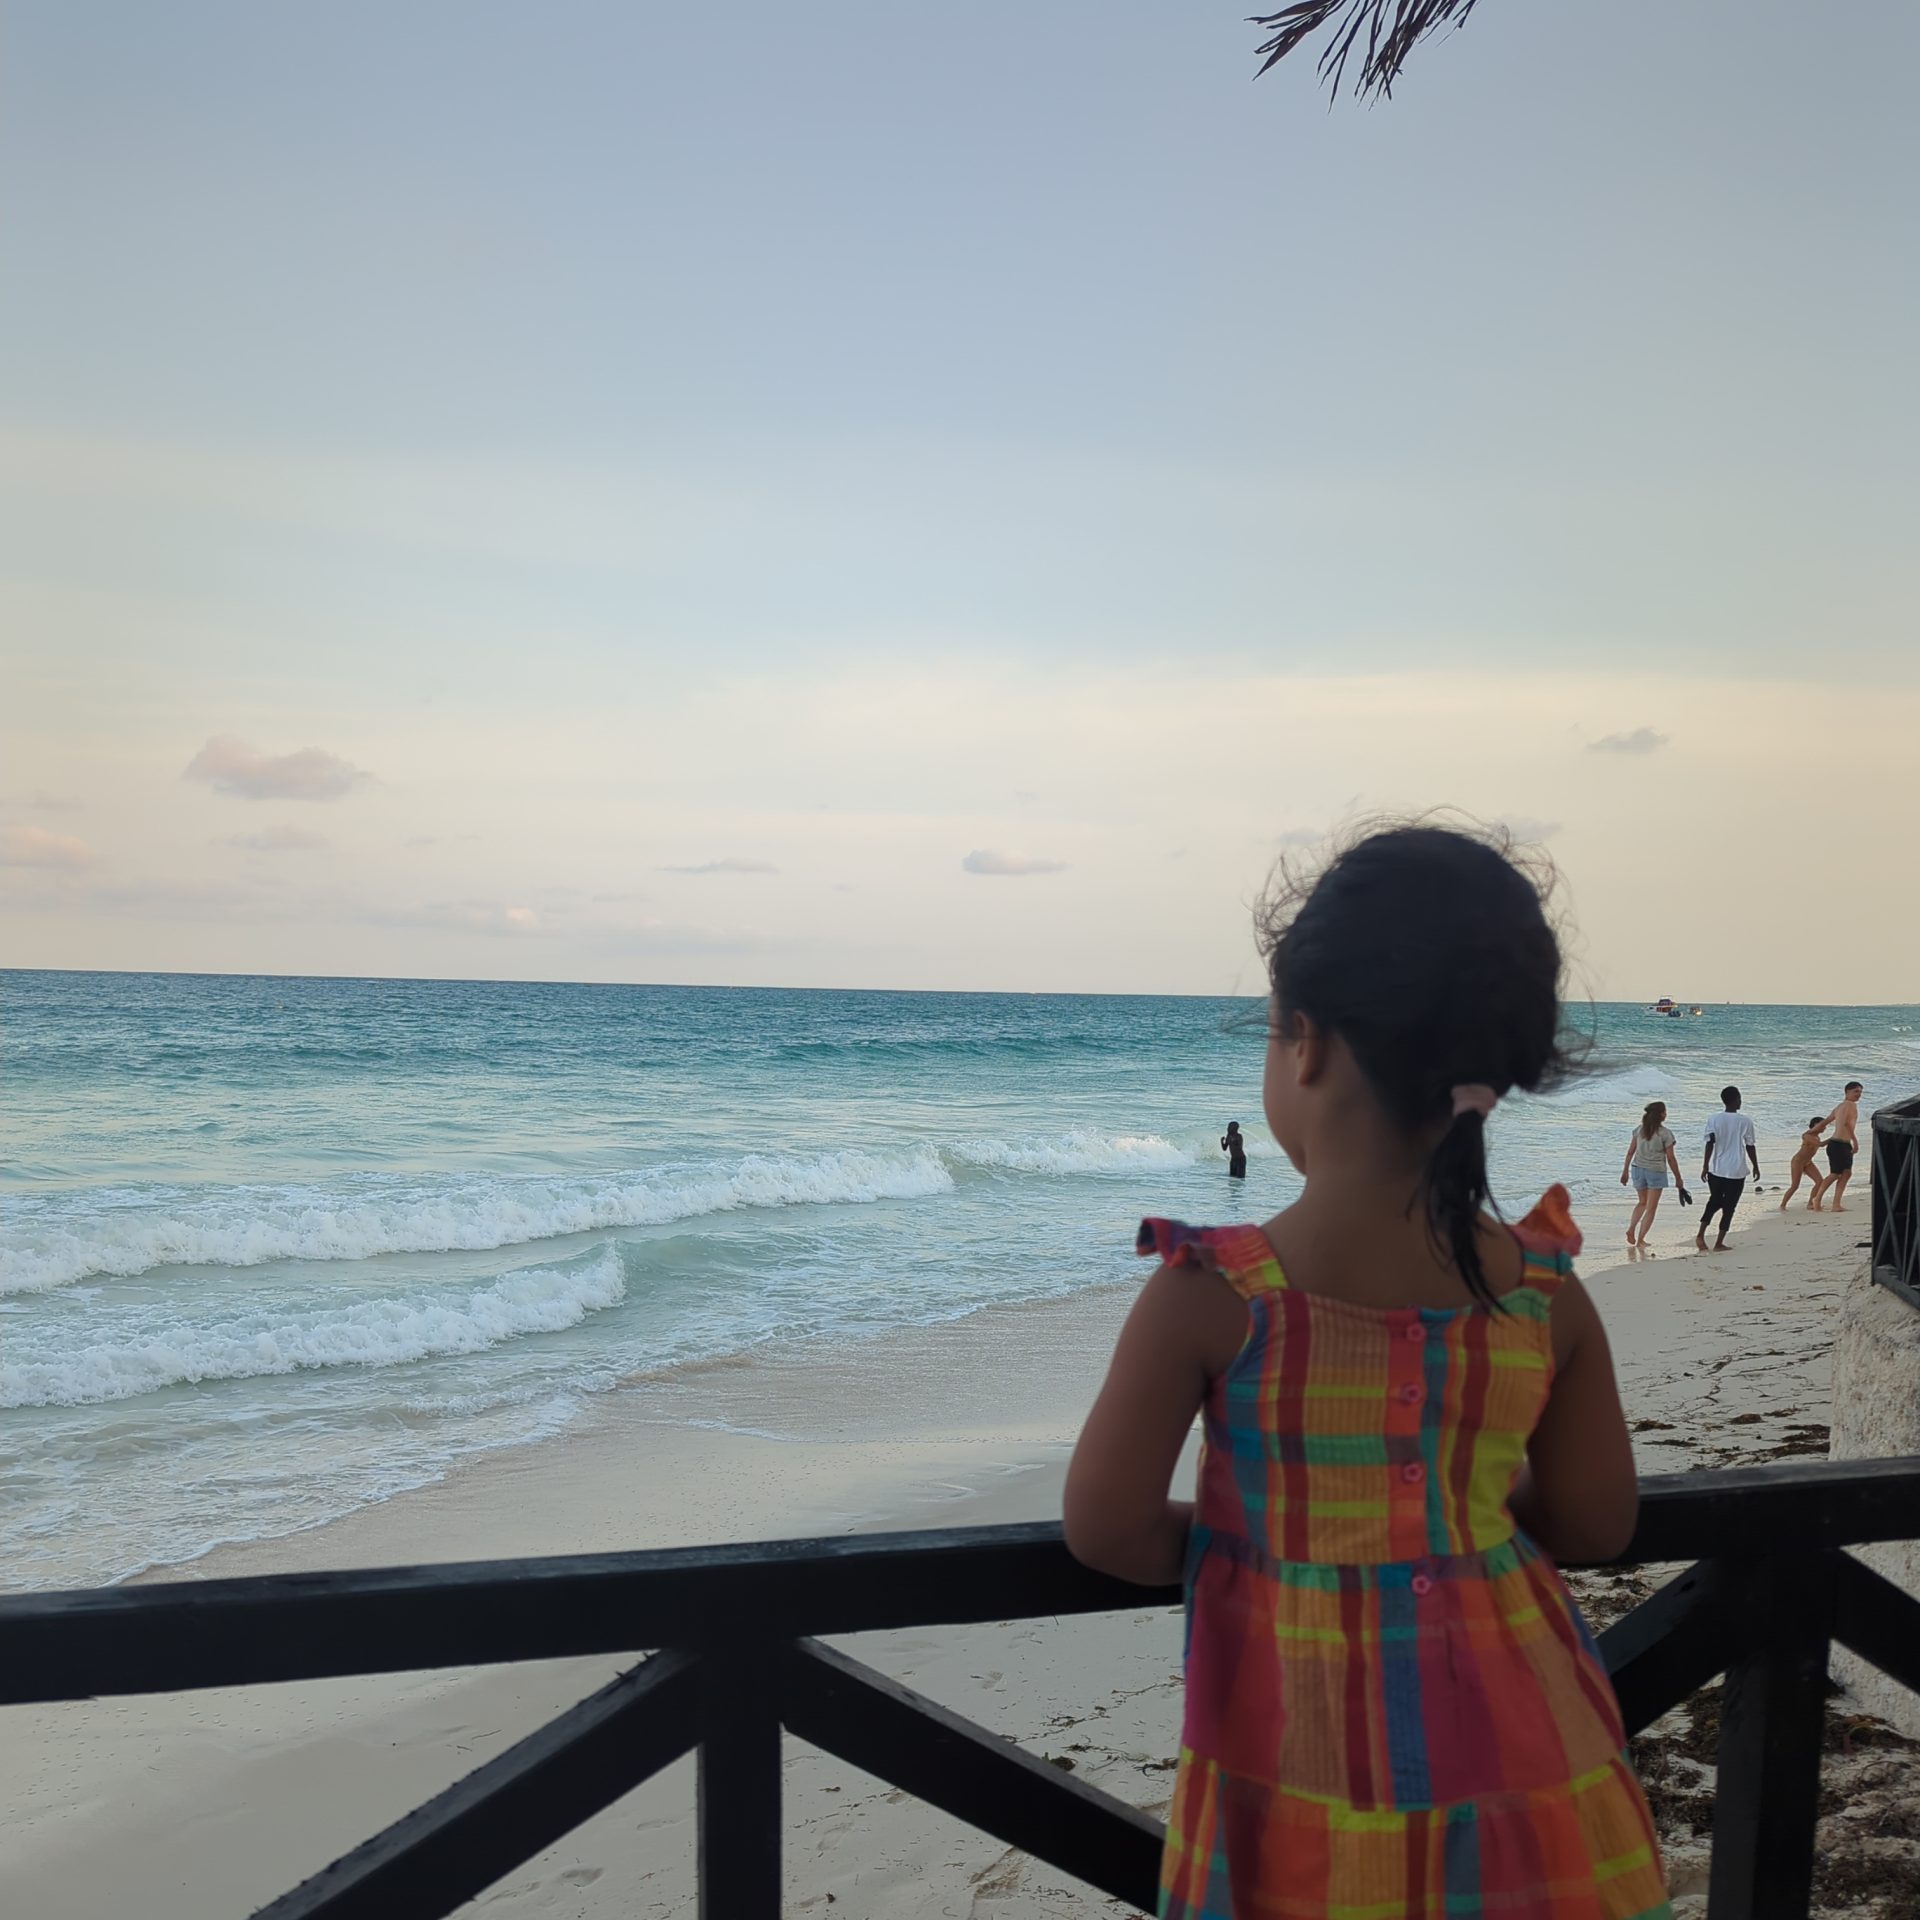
[1696,1085,1761,1252]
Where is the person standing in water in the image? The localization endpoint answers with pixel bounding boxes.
[1220,1121,1248,1179]
[1619,1099,1685,1248]
[1696,1086,1759,1252]
[1814,1081,1865,1211]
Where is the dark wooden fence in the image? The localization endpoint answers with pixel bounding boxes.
[1872,1094,1920,1312]
[5,1456,1920,1919]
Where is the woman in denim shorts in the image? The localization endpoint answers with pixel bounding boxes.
[1620,1099,1686,1247]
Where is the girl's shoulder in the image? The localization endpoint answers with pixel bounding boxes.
[1136,1217,1282,1299]
[1509,1184,1582,1289]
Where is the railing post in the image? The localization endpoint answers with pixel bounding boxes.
[698,1645,783,1919]
[1870,1096,1920,1310]
[1707,1554,1836,1920]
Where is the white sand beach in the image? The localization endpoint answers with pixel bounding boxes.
[0,1204,1884,1918]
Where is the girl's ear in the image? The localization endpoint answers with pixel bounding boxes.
[1291,1012,1330,1087]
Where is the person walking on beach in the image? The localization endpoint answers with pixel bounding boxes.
[1066,823,1669,1920]
[1696,1086,1759,1252]
[1813,1081,1866,1211]
[1220,1121,1248,1179]
[1620,1099,1685,1247]
[1781,1117,1831,1210]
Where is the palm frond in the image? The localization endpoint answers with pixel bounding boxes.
[1249,0,1480,98]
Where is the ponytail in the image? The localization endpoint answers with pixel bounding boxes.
[1425,1109,1499,1310]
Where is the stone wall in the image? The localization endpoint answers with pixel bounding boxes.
[1827,1264,1920,1739]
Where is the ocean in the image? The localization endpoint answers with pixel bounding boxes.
[3,970,1915,1592]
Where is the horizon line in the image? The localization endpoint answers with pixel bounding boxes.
[3,964,1915,1013]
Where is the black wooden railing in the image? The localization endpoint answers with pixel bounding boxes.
[4,1457,1920,1920]
[1872,1094,1920,1312]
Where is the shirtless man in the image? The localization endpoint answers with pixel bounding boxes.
[1813,1081,1865,1212]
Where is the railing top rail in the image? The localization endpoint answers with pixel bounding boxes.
[3,1456,1919,1709]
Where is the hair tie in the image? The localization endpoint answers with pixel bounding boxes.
[1451,1084,1499,1119]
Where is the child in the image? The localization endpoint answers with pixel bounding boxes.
[1781,1116,1830,1210]
[1065,822,1668,1920]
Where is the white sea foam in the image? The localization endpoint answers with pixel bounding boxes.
[0,1148,958,1296]
[1535,1065,1681,1108]
[947,1130,1191,1174]
[1,1133,1205,1297]
[0,1250,627,1409]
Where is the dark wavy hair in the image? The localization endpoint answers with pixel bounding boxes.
[1255,817,1585,1310]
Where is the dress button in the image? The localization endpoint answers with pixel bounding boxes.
[1401,1462,1425,1485]
[1411,1573,1435,1596]
[1399,1384,1424,1406]
[1404,1323,1426,1343]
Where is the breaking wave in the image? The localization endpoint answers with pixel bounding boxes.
[0,1150,956,1296]
[0,1131,1194,1297]
[1,1249,628,1409]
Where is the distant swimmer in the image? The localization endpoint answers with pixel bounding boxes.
[1812,1080,1865,1212]
[1780,1116,1831,1210]
[1221,1121,1248,1179]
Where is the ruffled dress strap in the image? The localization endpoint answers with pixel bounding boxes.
[1137,1217,1286,1300]
[1509,1182,1583,1296]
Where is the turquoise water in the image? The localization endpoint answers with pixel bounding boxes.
[3,970,1915,1590]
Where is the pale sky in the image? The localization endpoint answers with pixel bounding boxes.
[3,3,1917,1001]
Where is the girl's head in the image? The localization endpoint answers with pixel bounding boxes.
[1256,820,1578,1308]
[1641,1101,1667,1139]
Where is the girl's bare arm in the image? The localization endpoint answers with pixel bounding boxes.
[1509,1278,1639,1563]
[1064,1262,1243,1585]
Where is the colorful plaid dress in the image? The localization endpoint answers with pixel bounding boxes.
[1140,1188,1670,1920]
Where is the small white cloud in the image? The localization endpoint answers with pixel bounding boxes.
[660,857,779,876]
[962,849,1066,877]
[362,900,540,935]
[184,735,367,801]
[229,825,330,853]
[1588,727,1670,756]
[0,825,99,871]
